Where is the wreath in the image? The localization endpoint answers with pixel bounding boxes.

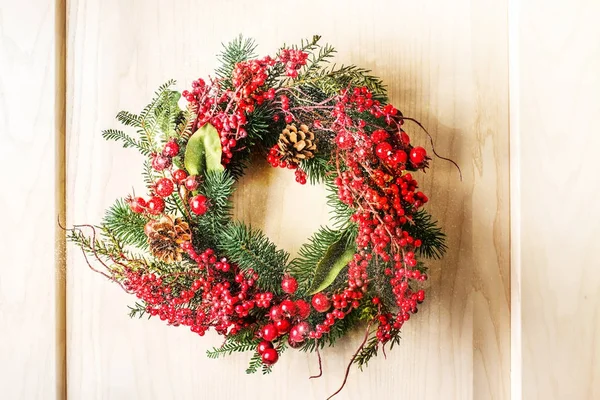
[68,35,453,398]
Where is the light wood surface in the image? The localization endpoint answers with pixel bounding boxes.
[65,1,510,399]
[0,0,65,398]
[517,1,600,398]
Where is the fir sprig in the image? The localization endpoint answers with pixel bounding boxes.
[217,222,290,294]
[207,340,259,359]
[216,36,258,89]
[102,199,149,249]
[405,209,447,259]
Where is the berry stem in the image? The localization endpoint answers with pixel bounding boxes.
[326,320,373,400]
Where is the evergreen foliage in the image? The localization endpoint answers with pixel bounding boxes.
[405,209,447,259]
[102,199,149,249]
[217,222,290,294]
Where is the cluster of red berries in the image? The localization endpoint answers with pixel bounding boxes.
[266,144,308,185]
[278,49,309,78]
[255,276,313,365]
[127,139,209,217]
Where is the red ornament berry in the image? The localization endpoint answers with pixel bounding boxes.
[152,154,172,171]
[375,142,393,160]
[371,129,389,143]
[400,131,411,147]
[279,299,297,316]
[410,146,427,165]
[261,324,278,342]
[261,348,279,365]
[127,197,146,213]
[289,321,310,343]
[311,293,331,313]
[275,319,291,334]
[184,175,199,191]
[146,196,165,215]
[154,178,174,198]
[295,299,311,319]
[281,275,298,294]
[269,306,283,321]
[172,169,188,184]
[189,195,208,215]
[162,140,180,157]
[394,150,408,164]
[257,340,273,355]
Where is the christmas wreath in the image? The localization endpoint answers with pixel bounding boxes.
[68,36,453,398]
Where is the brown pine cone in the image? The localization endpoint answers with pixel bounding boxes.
[146,216,192,264]
[277,123,317,163]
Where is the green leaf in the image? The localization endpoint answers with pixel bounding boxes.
[184,123,224,176]
[307,239,355,295]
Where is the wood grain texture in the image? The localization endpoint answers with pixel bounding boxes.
[66,1,509,399]
[0,0,65,398]
[517,1,600,398]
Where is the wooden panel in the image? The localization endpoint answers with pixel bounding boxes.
[0,0,65,398]
[66,1,509,399]
[517,1,600,398]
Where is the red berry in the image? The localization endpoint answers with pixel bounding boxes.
[146,196,165,215]
[375,142,393,160]
[154,178,174,198]
[371,129,389,143]
[189,195,208,215]
[257,340,273,355]
[184,175,199,191]
[127,197,146,213]
[289,321,310,343]
[295,299,311,319]
[152,154,171,171]
[172,169,188,184]
[275,319,291,334]
[269,306,283,321]
[410,146,427,165]
[163,141,180,157]
[279,299,296,316]
[394,150,407,164]
[281,275,298,294]
[261,348,279,365]
[400,131,411,146]
[311,293,331,313]
[261,324,278,342]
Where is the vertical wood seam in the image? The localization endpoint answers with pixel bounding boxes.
[55,0,67,398]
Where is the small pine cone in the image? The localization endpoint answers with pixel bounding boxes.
[277,124,317,163]
[146,216,192,264]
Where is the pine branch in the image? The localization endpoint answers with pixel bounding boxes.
[142,159,156,189]
[300,152,334,185]
[193,171,235,248]
[245,351,262,374]
[303,64,387,101]
[297,43,337,81]
[116,111,142,128]
[216,36,258,89]
[140,79,177,121]
[102,129,153,156]
[325,179,355,230]
[353,334,379,371]
[128,301,150,319]
[102,199,149,249]
[207,340,258,359]
[217,222,289,294]
[404,209,447,259]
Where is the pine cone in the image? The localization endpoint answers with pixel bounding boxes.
[146,216,192,264]
[277,124,317,163]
